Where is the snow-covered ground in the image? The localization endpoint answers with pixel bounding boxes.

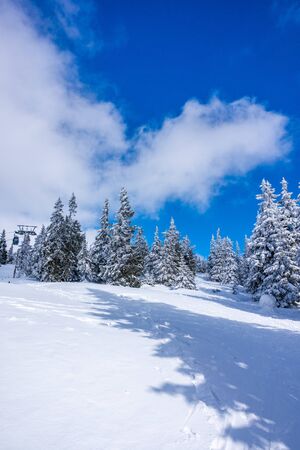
[1,266,300,450]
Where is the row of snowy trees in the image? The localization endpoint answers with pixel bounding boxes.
[208,178,300,307]
[89,190,196,288]
[12,188,197,289]
[14,194,86,282]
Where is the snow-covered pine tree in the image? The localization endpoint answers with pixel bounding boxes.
[195,255,208,274]
[175,253,196,289]
[15,234,32,277]
[261,178,300,306]
[181,235,197,275]
[246,180,279,297]
[207,234,216,276]
[31,225,46,280]
[42,198,67,282]
[235,241,244,286]
[89,199,111,283]
[145,226,163,284]
[208,229,224,282]
[208,230,238,286]
[221,237,238,285]
[0,229,7,264]
[132,227,149,282]
[105,188,140,287]
[160,218,181,287]
[7,244,14,264]
[238,236,250,287]
[62,194,84,282]
[78,234,89,281]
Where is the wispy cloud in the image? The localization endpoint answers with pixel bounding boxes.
[0,0,291,233]
[273,0,300,27]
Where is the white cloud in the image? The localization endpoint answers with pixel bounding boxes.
[0,0,126,232]
[0,0,291,235]
[102,97,290,213]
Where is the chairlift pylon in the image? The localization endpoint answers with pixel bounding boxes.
[15,225,37,236]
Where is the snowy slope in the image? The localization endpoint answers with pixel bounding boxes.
[0,268,300,450]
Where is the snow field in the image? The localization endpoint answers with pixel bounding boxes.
[0,272,300,449]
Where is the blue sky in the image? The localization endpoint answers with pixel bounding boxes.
[1,0,300,254]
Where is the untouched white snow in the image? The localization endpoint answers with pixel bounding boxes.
[1,267,300,450]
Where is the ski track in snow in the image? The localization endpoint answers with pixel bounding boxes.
[0,268,300,449]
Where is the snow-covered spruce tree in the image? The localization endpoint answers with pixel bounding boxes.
[31,225,46,280]
[261,178,300,306]
[160,218,181,287]
[208,230,238,286]
[235,241,244,286]
[221,237,238,285]
[15,234,32,277]
[0,229,7,264]
[196,255,208,274]
[208,229,224,282]
[7,244,14,264]
[246,180,279,297]
[89,199,111,283]
[181,235,197,275]
[132,227,149,282]
[175,253,196,289]
[42,198,67,282]
[78,234,89,281]
[62,194,84,282]
[207,234,216,276]
[238,236,250,287]
[105,188,140,287]
[145,226,163,284]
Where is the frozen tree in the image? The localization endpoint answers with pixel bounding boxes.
[0,229,7,264]
[7,244,14,264]
[238,236,250,287]
[42,198,67,282]
[246,180,279,297]
[261,178,300,306]
[89,199,111,283]
[176,253,196,289]
[160,218,181,287]
[15,234,32,277]
[221,237,238,285]
[62,194,84,282]
[64,194,84,281]
[235,241,244,286]
[208,230,238,286]
[208,229,224,282]
[31,225,46,280]
[145,226,163,284]
[78,234,89,281]
[196,255,208,274]
[132,227,149,281]
[106,188,140,287]
[181,235,197,275]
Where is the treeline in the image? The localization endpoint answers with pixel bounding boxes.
[2,178,299,307]
[207,178,300,307]
[1,189,197,289]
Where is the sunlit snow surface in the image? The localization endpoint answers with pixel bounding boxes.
[1,265,300,450]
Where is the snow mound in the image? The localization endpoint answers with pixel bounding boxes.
[259,293,276,309]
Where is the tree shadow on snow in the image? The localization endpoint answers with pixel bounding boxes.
[188,283,300,322]
[86,287,300,450]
